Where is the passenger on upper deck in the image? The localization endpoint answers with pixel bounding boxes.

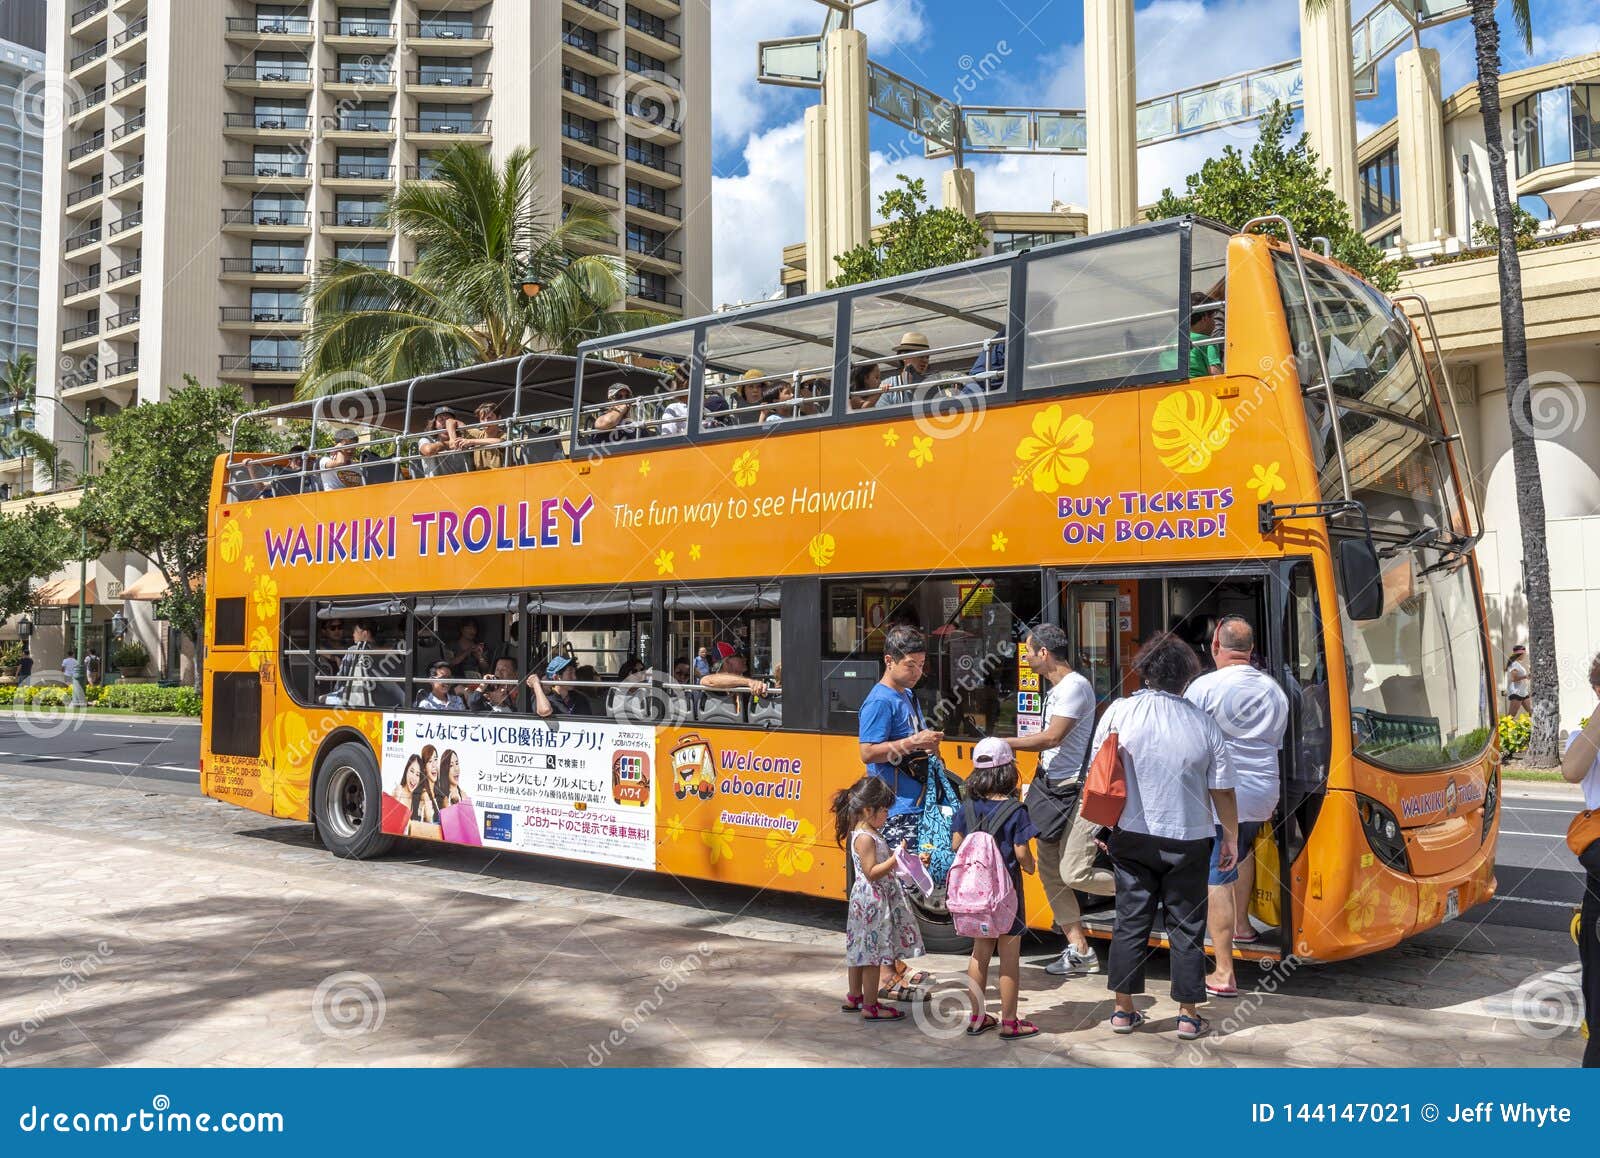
[882,332,933,405]
[448,618,489,678]
[454,402,507,471]
[529,654,594,718]
[418,407,470,477]
[1161,294,1225,378]
[763,380,797,424]
[658,362,691,435]
[849,363,884,410]
[733,369,767,419]
[961,342,1007,395]
[249,445,310,498]
[592,383,638,442]
[318,430,365,490]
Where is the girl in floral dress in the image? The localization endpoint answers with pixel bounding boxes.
[831,776,925,1021]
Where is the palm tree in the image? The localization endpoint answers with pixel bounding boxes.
[298,144,663,396]
[1306,1,1557,762]
[0,352,34,406]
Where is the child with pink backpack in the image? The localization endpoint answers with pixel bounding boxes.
[948,738,1041,1039]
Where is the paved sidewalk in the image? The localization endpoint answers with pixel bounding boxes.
[0,773,1586,1068]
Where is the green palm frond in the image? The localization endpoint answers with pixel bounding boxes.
[7,429,66,486]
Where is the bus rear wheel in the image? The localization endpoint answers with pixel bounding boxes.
[314,742,394,860]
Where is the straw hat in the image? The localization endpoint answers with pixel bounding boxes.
[894,331,931,353]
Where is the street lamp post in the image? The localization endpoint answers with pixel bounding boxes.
[49,400,94,665]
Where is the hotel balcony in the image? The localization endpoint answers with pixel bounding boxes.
[220,257,311,285]
[109,63,147,108]
[564,0,620,32]
[103,356,139,389]
[403,71,491,101]
[223,111,311,142]
[108,159,144,196]
[68,37,109,86]
[219,354,301,383]
[405,118,492,144]
[562,171,620,209]
[327,117,398,144]
[65,177,105,217]
[322,19,396,49]
[62,270,101,306]
[562,124,619,166]
[104,258,141,292]
[223,15,314,45]
[565,227,620,258]
[70,0,110,38]
[224,62,314,96]
[61,319,101,355]
[112,15,148,58]
[109,111,145,153]
[323,65,398,98]
[220,306,307,334]
[627,288,682,314]
[64,224,102,255]
[222,159,312,190]
[406,22,493,54]
[561,75,614,118]
[625,7,681,60]
[625,192,682,229]
[106,207,143,244]
[221,207,311,236]
[320,209,391,237]
[562,29,621,75]
[625,141,682,189]
[321,160,395,191]
[630,0,681,16]
[626,102,682,143]
[104,307,140,340]
[67,83,107,131]
[626,234,683,273]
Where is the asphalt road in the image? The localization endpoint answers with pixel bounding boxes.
[0,714,1585,933]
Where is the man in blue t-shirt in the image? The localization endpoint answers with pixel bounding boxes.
[857,624,943,998]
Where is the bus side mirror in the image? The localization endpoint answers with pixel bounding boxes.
[1338,538,1384,622]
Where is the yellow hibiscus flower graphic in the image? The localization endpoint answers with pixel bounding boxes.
[882,428,900,448]
[638,458,652,477]
[731,450,760,489]
[1385,886,1408,927]
[689,543,702,562]
[248,625,275,661]
[908,435,935,468]
[654,549,675,575]
[1345,881,1379,934]
[991,531,1009,553]
[665,814,686,843]
[808,533,836,567]
[251,572,278,623]
[765,814,817,877]
[1012,405,1094,493]
[702,820,735,864]
[1249,461,1287,501]
[218,519,244,564]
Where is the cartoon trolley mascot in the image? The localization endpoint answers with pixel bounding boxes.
[671,734,717,801]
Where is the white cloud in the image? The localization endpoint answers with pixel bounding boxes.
[711,118,809,305]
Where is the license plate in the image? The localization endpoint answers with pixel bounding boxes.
[1443,888,1460,922]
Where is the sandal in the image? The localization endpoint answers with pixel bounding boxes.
[890,963,932,988]
[966,1013,999,1037]
[1000,1018,1041,1040]
[841,993,864,1013]
[1176,1014,1210,1041]
[861,1003,905,1022]
[1109,1009,1146,1034]
[1205,982,1238,998]
[1232,930,1261,945]
[878,982,928,1004]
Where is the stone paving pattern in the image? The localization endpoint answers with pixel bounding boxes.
[0,771,1585,1067]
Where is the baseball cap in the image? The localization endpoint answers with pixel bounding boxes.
[715,641,742,661]
[972,737,1015,769]
[332,429,357,444]
[545,655,574,678]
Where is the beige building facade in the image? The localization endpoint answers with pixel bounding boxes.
[10,0,710,678]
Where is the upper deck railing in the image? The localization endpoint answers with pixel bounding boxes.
[221,215,1460,530]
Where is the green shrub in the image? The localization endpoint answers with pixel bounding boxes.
[99,683,201,715]
[1498,713,1531,757]
[0,641,22,668]
[0,686,14,706]
[112,640,150,669]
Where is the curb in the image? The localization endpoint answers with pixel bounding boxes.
[0,709,201,727]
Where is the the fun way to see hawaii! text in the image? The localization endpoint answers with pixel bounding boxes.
[612,481,877,531]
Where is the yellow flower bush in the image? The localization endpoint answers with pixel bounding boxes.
[1013,405,1094,493]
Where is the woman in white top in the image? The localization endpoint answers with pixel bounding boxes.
[1090,632,1238,1042]
[1505,644,1531,717]
[1560,651,1600,1069]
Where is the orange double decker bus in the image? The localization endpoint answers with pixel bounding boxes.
[203,215,1499,964]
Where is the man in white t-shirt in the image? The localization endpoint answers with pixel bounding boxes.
[1560,652,1600,1069]
[1184,616,1289,995]
[1006,623,1111,976]
[62,650,85,706]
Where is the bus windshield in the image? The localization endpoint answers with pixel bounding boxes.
[1340,549,1492,772]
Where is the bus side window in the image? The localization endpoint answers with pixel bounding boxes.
[1285,563,1332,858]
[665,583,783,728]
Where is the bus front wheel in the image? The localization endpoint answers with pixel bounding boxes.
[313,742,394,860]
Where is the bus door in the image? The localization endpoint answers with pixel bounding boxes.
[1061,583,1122,720]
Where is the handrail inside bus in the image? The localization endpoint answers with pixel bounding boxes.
[1389,292,1483,543]
[1241,214,1354,506]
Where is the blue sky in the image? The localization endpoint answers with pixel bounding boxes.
[706,0,1600,303]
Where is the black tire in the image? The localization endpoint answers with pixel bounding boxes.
[313,740,394,860]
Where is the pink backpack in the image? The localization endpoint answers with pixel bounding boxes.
[945,800,1021,939]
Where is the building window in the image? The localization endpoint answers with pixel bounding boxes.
[990,229,1076,254]
[1513,83,1600,176]
[1359,144,1400,231]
